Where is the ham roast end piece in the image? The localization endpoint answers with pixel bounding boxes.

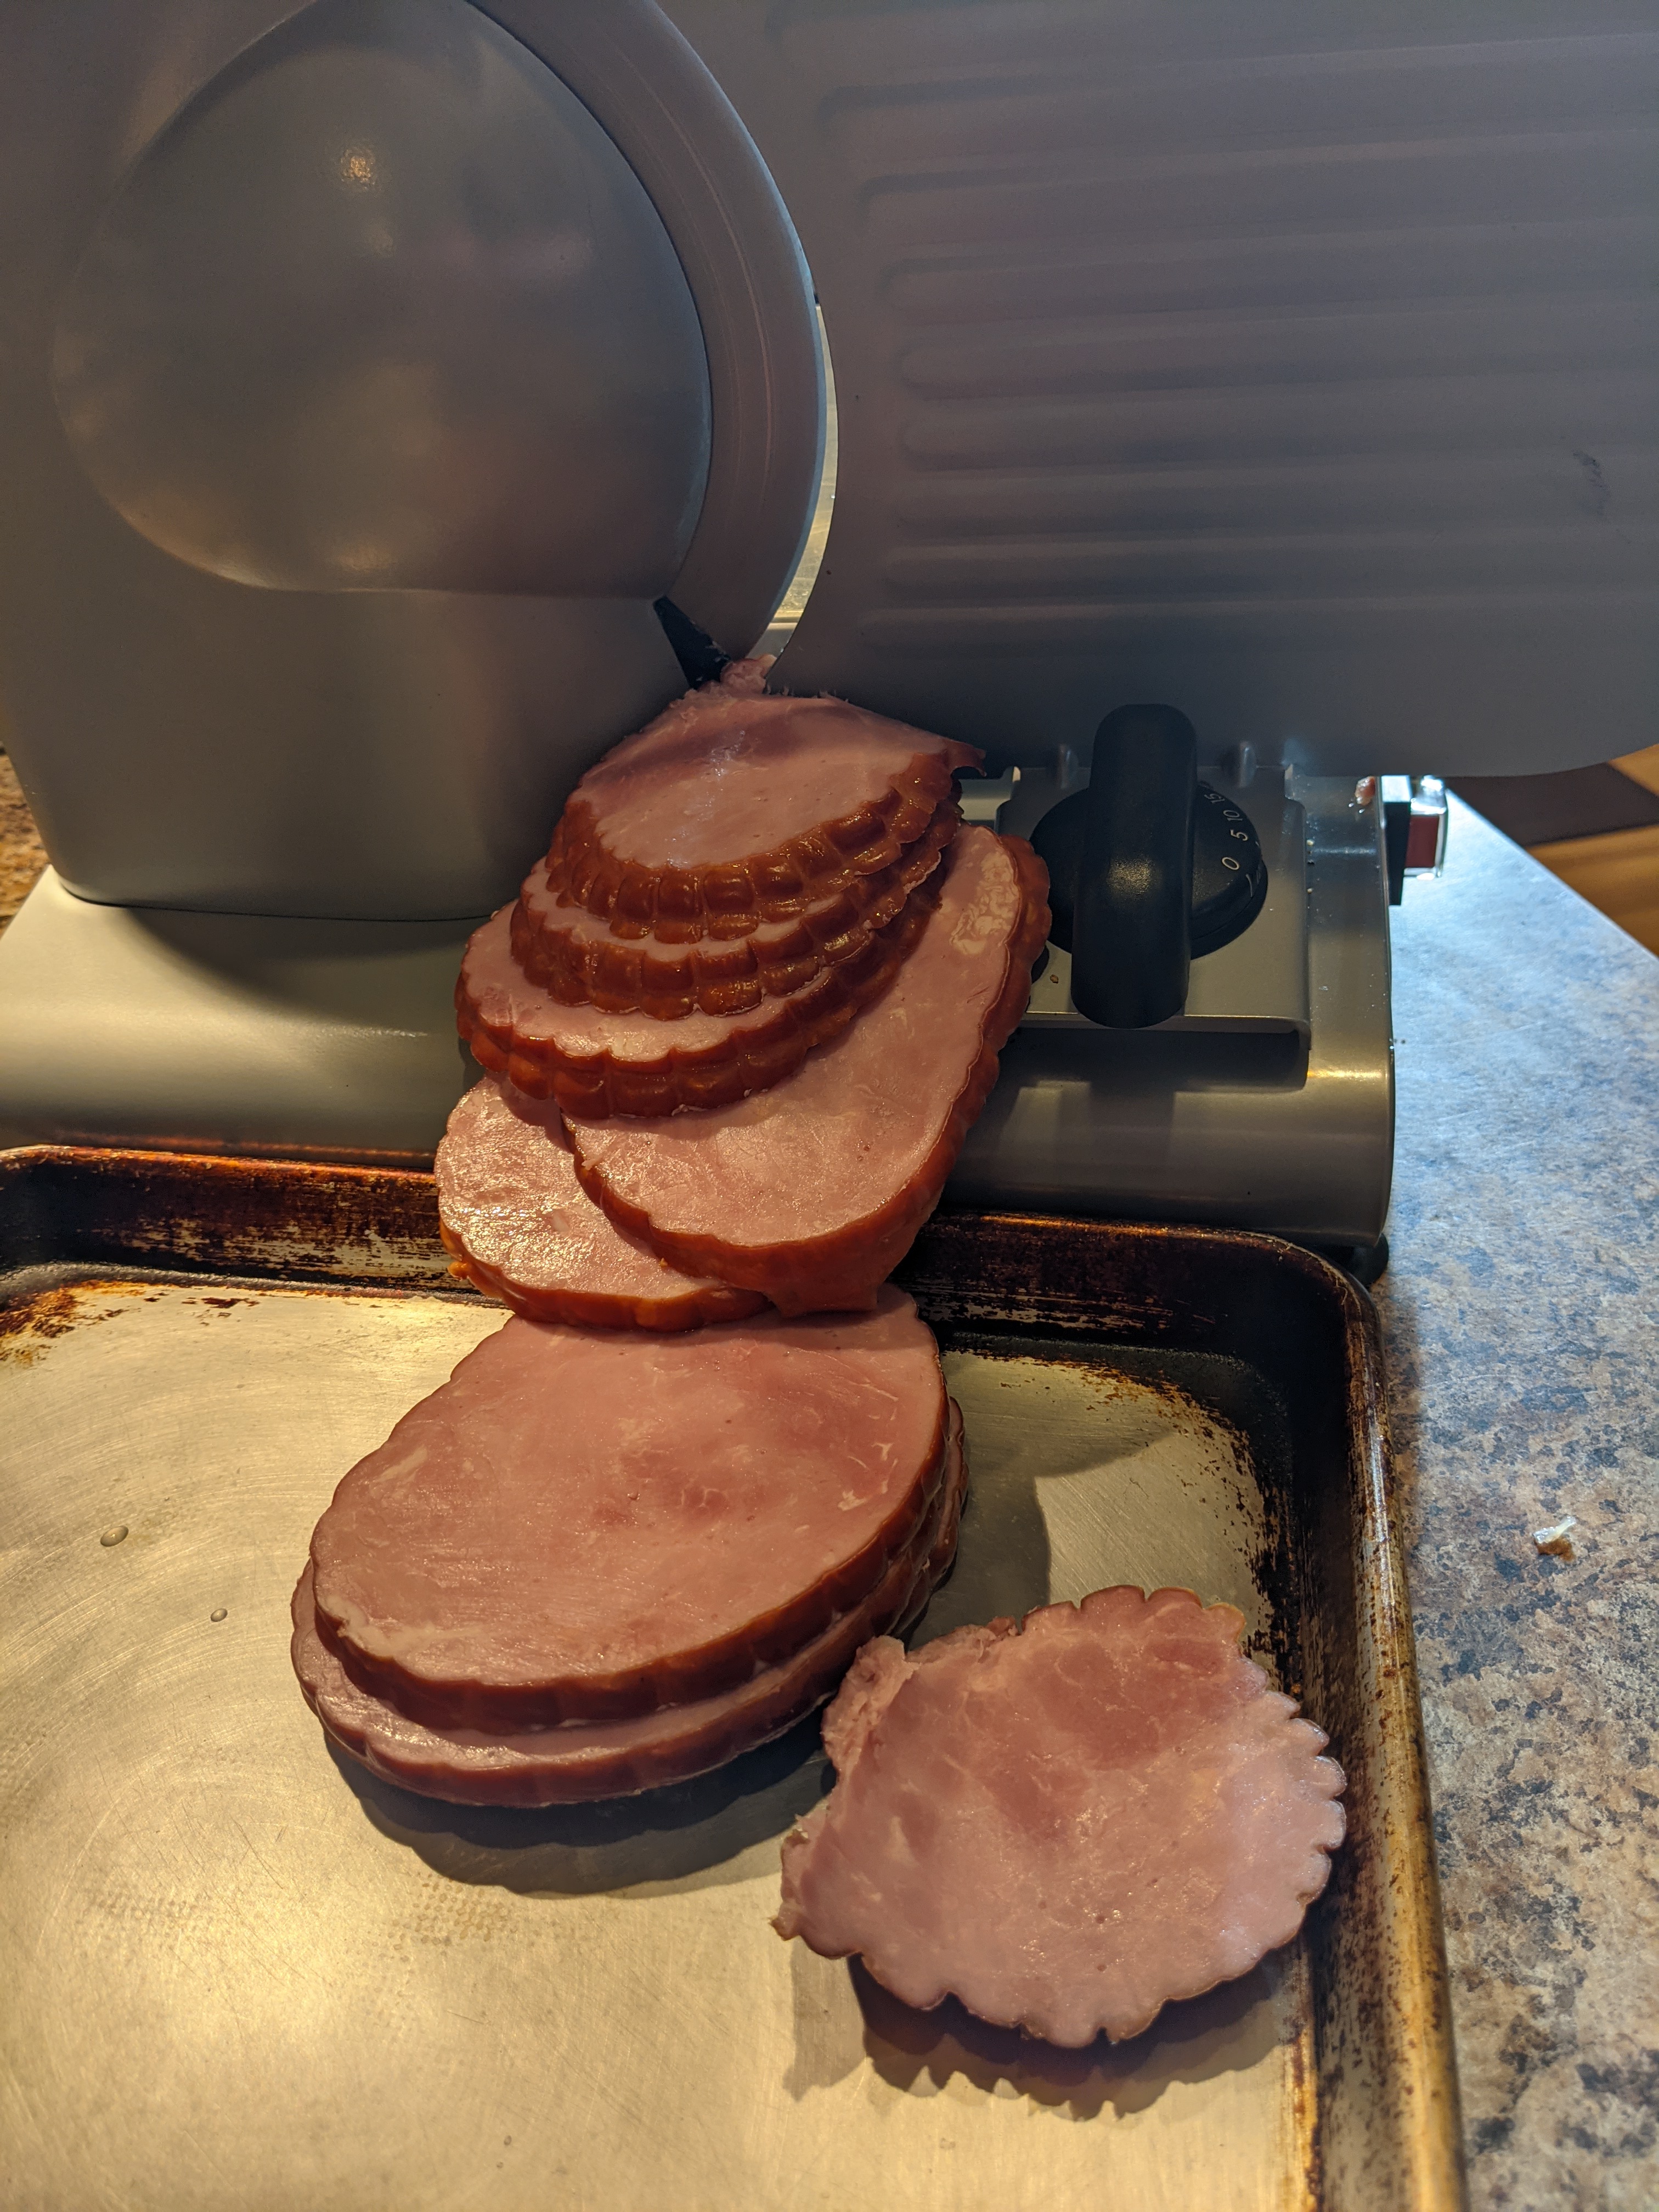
[572,829,1052,1314]
[773,1585,1346,2048]
[292,1403,968,1807]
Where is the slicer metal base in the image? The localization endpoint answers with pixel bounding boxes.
[2,780,1392,1246]
[947,777,1395,1248]
[0,872,476,1161]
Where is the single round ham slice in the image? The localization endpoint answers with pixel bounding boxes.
[774,1587,1347,2047]
[570,827,1051,1314]
[457,871,939,1120]
[308,1291,949,1728]
[291,1405,967,1807]
[510,798,958,1019]
[435,1077,766,1331]
[548,679,982,940]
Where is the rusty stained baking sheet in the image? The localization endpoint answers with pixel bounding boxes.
[0,1148,1464,2212]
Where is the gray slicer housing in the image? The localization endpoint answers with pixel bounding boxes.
[1,0,1655,1245]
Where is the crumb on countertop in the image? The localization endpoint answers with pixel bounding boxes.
[1532,1514,1578,1558]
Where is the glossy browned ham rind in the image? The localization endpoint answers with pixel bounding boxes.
[307,1291,949,1728]
[547,678,982,941]
[509,798,958,1019]
[570,827,1051,1315]
[457,872,940,1120]
[435,1077,766,1332]
[775,1587,1347,2048]
[291,1406,968,1807]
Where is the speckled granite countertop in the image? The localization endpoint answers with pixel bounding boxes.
[0,783,1652,2205]
[1380,797,1657,2212]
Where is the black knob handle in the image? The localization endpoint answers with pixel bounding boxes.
[1069,704,1197,1029]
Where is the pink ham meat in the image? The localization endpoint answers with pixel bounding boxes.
[774,1587,1347,2047]
[457,872,939,1120]
[547,673,982,940]
[570,826,1051,1315]
[435,1076,765,1331]
[291,1406,966,1807]
[509,798,957,1018]
[307,1291,948,1727]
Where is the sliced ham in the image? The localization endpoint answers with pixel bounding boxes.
[291,1403,967,1807]
[458,872,939,1119]
[570,826,1051,1315]
[548,680,981,940]
[774,1586,1347,2048]
[435,1077,765,1331]
[509,799,957,1019]
[308,1290,949,1728]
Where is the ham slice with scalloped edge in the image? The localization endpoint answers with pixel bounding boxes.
[509,797,958,1019]
[308,1290,948,1728]
[457,869,940,1119]
[569,826,1050,1314]
[291,1405,967,1807]
[774,1585,1346,2047]
[547,678,981,940]
[435,1076,765,1331]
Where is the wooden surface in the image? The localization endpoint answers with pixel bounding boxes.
[1530,825,1659,957]
[1527,749,1659,956]
[1610,746,1659,800]
[0,751,46,937]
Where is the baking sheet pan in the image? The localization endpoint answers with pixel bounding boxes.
[0,1147,1464,2211]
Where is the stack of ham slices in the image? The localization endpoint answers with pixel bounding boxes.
[438,661,1051,1323]
[291,1292,966,1806]
[293,667,1047,1808]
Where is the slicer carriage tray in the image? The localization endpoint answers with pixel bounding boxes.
[0,1148,1463,2211]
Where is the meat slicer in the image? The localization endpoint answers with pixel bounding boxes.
[1,0,1654,1267]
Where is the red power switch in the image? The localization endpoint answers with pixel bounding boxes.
[1379,777,1448,904]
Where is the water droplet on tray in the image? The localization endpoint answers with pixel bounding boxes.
[100,1525,128,1547]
